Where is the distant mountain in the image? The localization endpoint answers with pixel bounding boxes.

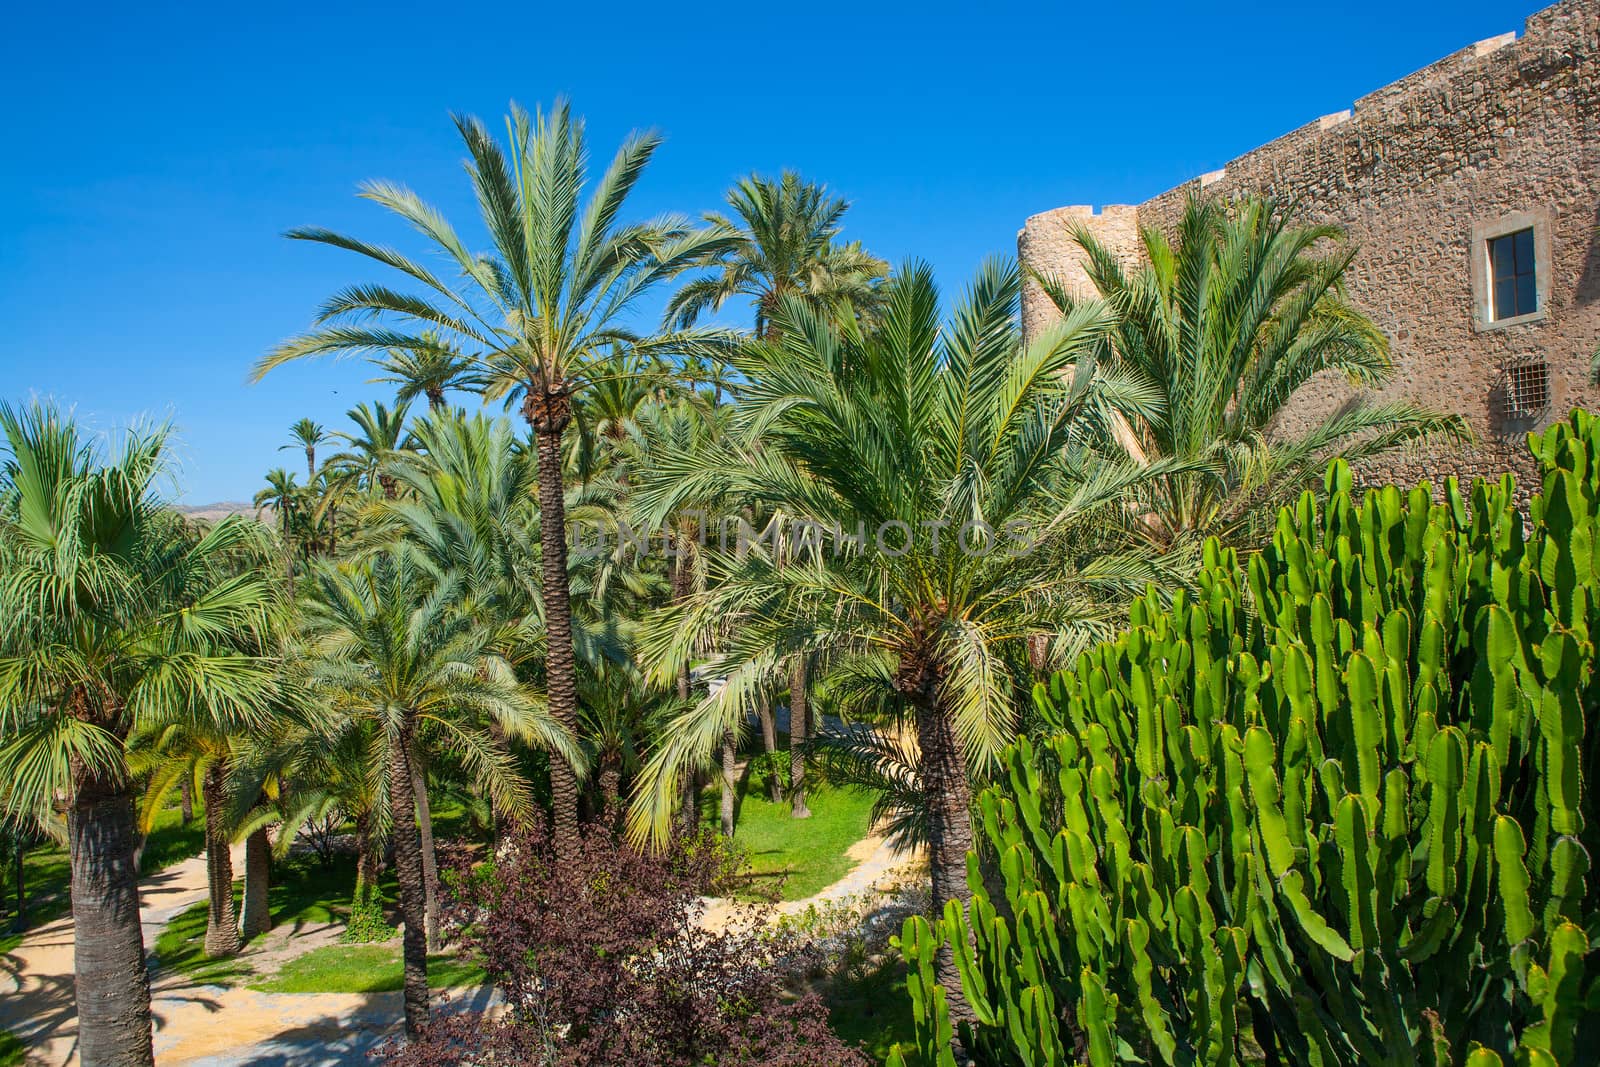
[174,501,268,524]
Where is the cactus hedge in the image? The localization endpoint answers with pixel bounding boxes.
[889,411,1600,1067]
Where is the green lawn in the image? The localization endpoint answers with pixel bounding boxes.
[249,944,485,994]
[137,804,208,874]
[710,772,878,900]
[824,956,916,1064]
[152,855,378,985]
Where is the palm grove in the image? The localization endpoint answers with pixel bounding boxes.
[0,101,1464,1066]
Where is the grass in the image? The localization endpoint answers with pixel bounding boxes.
[824,956,917,1063]
[0,800,206,956]
[708,764,879,901]
[0,1030,22,1067]
[152,855,384,985]
[137,804,208,874]
[249,944,485,994]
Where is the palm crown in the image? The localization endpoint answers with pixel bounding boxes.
[665,169,887,337]
[1044,195,1466,546]
[626,261,1175,1012]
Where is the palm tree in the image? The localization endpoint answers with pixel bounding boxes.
[281,418,332,483]
[628,261,1173,1018]
[369,332,482,412]
[324,401,412,502]
[254,101,729,844]
[0,402,278,1067]
[665,169,887,339]
[297,549,579,1036]
[254,468,299,538]
[1044,194,1466,547]
[131,724,247,956]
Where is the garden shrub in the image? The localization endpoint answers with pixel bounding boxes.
[892,412,1600,1066]
[342,879,394,944]
[386,824,870,1066]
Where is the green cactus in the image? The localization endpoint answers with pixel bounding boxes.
[893,413,1600,1067]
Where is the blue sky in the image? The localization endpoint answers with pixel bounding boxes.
[2,0,1544,502]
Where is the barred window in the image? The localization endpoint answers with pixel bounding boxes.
[1497,357,1551,422]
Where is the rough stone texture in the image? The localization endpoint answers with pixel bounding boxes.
[1019,0,1600,494]
[1019,205,1142,337]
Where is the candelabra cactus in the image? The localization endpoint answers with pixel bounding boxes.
[890,411,1600,1067]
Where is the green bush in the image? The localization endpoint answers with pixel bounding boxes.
[892,412,1600,1066]
[343,879,393,944]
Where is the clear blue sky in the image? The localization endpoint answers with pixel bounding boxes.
[1,0,1544,502]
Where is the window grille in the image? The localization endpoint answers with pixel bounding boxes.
[1498,357,1551,421]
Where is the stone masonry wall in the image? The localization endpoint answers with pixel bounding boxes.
[1019,0,1600,493]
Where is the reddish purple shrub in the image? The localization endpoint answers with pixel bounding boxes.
[386,825,869,1067]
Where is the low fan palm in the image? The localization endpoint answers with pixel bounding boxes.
[1044,194,1466,547]
[628,261,1175,1016]
[0,402,278,1067]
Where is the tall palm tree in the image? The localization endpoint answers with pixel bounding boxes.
[298,549,579,1037]
[254,101,730,844]
[1045,194,1466,547]
[628,261,1174,1017]
[281,418,332,483]
[665,169,887,339]
[369,332,482,412]
[0,403,278,1067]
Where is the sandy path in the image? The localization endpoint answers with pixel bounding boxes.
[0,845,445,1067]
[0,846,236,1065]
[698,832,922,932]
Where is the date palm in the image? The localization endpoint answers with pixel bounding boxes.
[298,548,580,1036]
[324,400,412,502]
[628,260,1174,1019]
[1045,194,1466,547]
[0,402,278,1067]
[369,331,482,411]
[665,169,887,338]
[281,418,332,482]
[254,100,731,844]
[130,723,249,956]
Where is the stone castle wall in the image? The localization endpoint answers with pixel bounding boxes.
[1019,0,1600,493]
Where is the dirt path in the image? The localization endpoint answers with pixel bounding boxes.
[0,846,232,1065]
[699,832,923,932]
[0,845,490,1067]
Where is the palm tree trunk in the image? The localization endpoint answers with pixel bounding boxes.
[526,393,581,849]
[202,763,240,957]
[12,834,26,932]
[240,826,272,939]
[389,722,430,1037]
[69,765,155,1067]
[758,699,781,803]
[720,731,736,838]
[599,753,621,832]
[410,752,441,954]
[353,810,379,912]
[789,655,811,819]
[912,682,976,1029]
[179,775,194,823]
